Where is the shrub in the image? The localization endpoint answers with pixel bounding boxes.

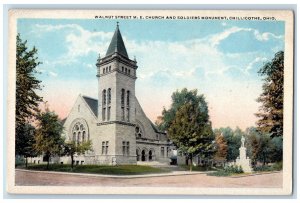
[271,161,283,171]
[209,165,243,176]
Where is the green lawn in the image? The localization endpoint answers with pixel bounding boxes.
[19,164,170,175]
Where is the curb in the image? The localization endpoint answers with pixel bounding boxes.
[15,169,210,179]
[228,171,282,178]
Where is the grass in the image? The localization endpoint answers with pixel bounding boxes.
[178,165,215,172]
[18,164,170,175]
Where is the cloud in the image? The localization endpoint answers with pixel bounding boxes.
[209,27,252,47]
[48,71,58,77]
[254,30,283,41]
[208,26,283,48]
[33,23,113,66]
[244,57,268,74]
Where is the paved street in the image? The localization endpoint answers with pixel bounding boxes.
[15,169,282,188]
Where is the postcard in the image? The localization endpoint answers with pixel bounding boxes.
[7,9,294,195]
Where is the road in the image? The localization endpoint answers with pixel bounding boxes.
[15,170,282,188]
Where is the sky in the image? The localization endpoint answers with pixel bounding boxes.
[17,18,285,130]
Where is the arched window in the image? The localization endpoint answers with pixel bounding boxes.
[107,107,111,121]
[135,126,143,138]
[126,91,130,107]
[122,66,124,72]
[125,68,128,74]
[106,67,108,73]
[72,122,88,144]
[121,89,125,106]
[102,89,106,105]
[128,69,131,75]
[121,89,125,121]
[82,131,85,142]
[103,68,105,74]
[109,66,111,72]
[126,91,130,121]
[108,88,111,104]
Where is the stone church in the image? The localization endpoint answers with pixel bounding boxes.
[58,24,175,165]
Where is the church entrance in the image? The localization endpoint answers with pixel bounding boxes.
[136,149,140,161]
[141,150,146,161]
[149,150,153,161]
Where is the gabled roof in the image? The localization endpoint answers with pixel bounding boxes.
[105,24,129,58]
[82,96,98,117]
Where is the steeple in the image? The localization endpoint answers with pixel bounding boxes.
[105,22,129,58]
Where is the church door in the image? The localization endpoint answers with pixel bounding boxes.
[149,150,153,161]
[141,150,146,161]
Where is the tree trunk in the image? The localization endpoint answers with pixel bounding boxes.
[71,154,74,170]
[189,155,193,172]
[25,157,28,168]
[47,157,50,170]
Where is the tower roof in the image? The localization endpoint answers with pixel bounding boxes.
[105,23,129,58]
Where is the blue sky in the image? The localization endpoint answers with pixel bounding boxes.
[17,18,285,130]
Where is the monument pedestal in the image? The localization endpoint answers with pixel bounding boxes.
[235,147,252,173]
[235,136,253,173]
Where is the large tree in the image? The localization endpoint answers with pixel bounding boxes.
[63,140,93,169]
[156,88,209,132]
[167,92,214,171]
[16,34,43,157]
[256,51,284,138]
[16,34,43,125]
[34,107,64,169]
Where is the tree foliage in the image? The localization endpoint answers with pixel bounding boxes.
[214,127,243,162]
[15,34,43,160]
[34,107,64,169]
[16,33,43,125]
[15,123,37,167]
[167,90,214,170]
[63,140,93,169]
[256,51,284,137]
[156,88,209,132]
[246,127,282,166]
[213,133,228,162]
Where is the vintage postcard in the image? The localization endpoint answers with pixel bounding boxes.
[7,9,294,195]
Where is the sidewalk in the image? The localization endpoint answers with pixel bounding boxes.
[15,168,210,179]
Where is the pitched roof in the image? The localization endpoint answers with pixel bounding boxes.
[82,96,98,117]
[105,24,129,58]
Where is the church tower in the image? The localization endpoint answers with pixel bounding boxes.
[95,23,138,165]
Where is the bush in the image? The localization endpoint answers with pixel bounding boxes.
[15,156,25,167]
[208,165,243,176]
[271,161,283,171]
[254,162,283,172]
[253,165,272,172]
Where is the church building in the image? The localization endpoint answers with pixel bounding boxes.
[59,24,175,165]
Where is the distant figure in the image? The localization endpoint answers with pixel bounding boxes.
[241,136,245,148]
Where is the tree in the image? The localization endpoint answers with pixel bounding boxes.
[256,51,284,138]
[16,34,43,159]
[156,88,209,132]
[63,140,93,169]
[168,98,214,171]
[15,123,37,167]
[213,133,228,164]
[270,136,283,162]
[214,127,242,162]
[34,107,64,169]
[16,34,43,125]
[246,127,276,166]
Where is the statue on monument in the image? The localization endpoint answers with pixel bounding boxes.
[235,135,252,173]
